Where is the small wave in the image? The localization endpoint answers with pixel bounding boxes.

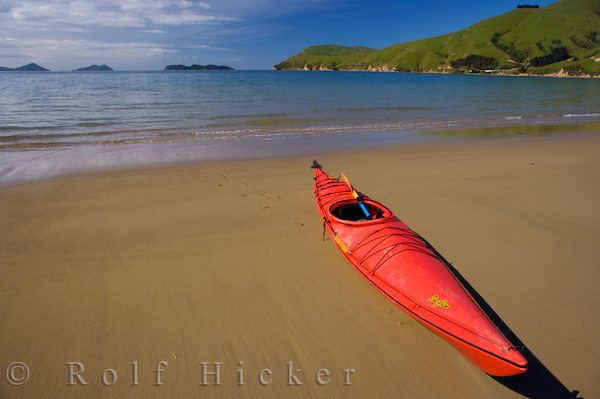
[73,121,114,128]
[0,137,176,150]
[209,113,290,120]
[505,116,522,120]
[0,141,82,150]
[245,118,327,126]
[563,113,600,118]
[0,128,177,143]
[158,120,446,142]
[335,106,432,113]
[0,132,104,142]
[0,125,70,132]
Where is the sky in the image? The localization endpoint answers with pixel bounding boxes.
[0,0,557,71]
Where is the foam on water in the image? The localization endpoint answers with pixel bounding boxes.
[563,113,600,118]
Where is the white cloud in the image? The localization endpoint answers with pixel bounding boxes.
[181,44,232,51]
[0,35,239,68]
[2,0,233,29]
[0,37,176,63]
[58,27,89,33]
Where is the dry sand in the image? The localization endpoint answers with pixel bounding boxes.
[1,134,599,398]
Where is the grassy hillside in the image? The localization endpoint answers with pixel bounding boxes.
[274,45,376,70]
[274,0,600,76]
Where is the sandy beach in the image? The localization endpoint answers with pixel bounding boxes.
[1,134,599,398]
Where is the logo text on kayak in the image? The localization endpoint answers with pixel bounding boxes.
[429,294,450,309]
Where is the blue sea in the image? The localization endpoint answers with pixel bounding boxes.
[1,70,599,182]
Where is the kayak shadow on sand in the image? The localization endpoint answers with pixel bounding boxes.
[434,249,582,399]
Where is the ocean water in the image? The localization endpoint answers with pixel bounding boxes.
[1,70,599,182]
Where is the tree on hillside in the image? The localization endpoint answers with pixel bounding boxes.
[451,55,499,71]
[529,46,571,66]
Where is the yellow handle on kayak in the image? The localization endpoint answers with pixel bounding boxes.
[340,173,371,219]
[340,173,358,197]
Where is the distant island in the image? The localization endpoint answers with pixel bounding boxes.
[0,63,50,72]
[74,64,114,71]
[164,64,234,71]
[274,0,600,77]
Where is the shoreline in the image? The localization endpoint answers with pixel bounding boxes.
[3,68,600,78]
[1,134,599,398]
[1,122,599,187]
[274,67,600,79]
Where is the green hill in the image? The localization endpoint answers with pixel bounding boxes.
[274,0,600,76]
[274,45,377,70]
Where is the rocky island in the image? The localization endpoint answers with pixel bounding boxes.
[164,64,234,71]
[0,63,50,71]
[274,0,600,77]
[74,64,114,71]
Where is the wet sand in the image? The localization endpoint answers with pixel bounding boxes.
[1,134,599,398]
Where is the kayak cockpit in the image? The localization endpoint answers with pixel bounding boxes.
[329,199,394,224]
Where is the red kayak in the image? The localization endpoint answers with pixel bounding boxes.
[312,160,527,377]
